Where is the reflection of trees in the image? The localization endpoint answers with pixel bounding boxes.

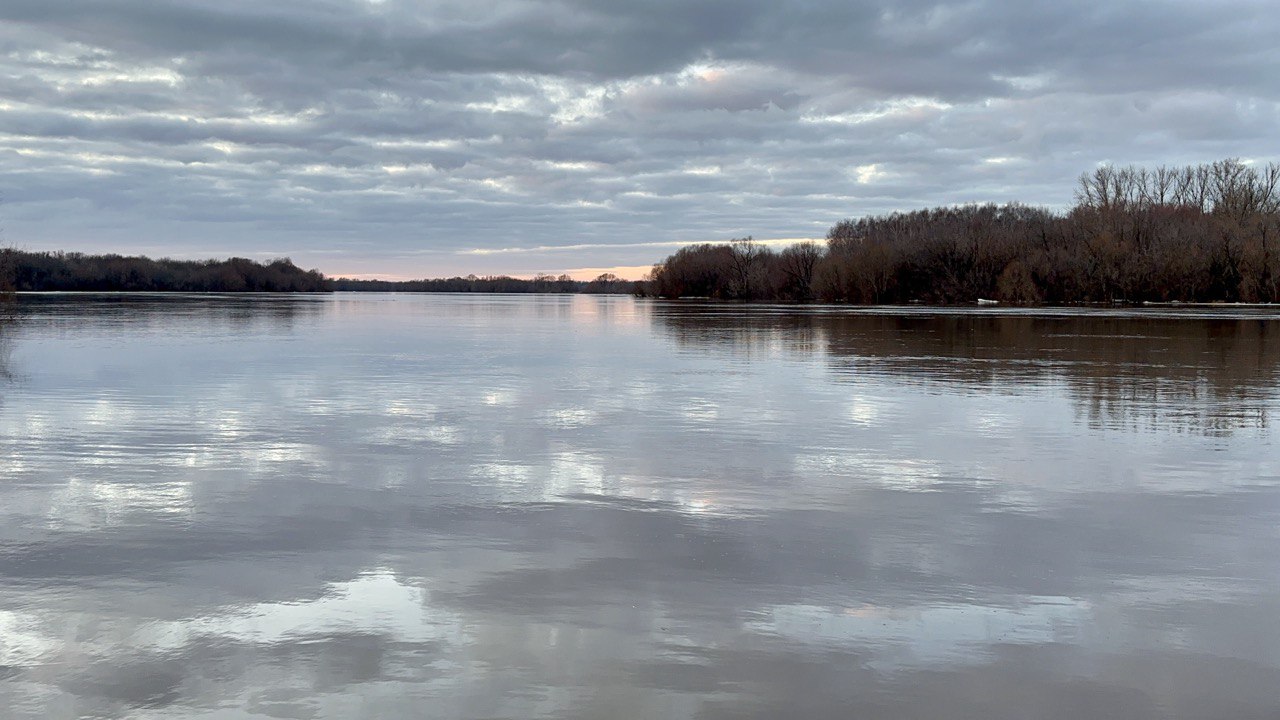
[649,303,1280,435]
[0,295,15,383]
[0,295,328,391]
[647,304,828,362]
[16,293,327,334]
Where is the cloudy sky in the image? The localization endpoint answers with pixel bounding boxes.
[2,0,1278,279]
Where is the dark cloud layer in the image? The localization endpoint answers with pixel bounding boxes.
[2,0,1278,277]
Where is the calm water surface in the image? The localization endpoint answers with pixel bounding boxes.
[1,293,1279,719]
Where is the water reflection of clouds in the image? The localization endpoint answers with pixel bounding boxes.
[0,570,470,719]
[679,399,721,423]
[539,407,600,429]
[796,452,944,492]
[364,422,463,447]
[751,597,1091,670]
[46,479,193,531]
[0,609,58,667]
[481,390,516,406]
[471,461,536,489]
[136,569,461,652]
[467,450,751,515]
[846,396,882,426]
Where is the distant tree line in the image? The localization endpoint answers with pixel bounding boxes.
[642,159,1280,304]
[0,250,329,292]
[329,272,639,294]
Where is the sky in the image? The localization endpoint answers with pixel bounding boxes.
[1,1,1278,280]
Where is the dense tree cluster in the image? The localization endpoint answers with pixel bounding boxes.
[644,159,1280,304]
[638,239,824,302]
[0,250,329,292]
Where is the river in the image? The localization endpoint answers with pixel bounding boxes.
[1,293,1278,719]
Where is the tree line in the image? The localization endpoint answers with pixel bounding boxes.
[0,250,329,292]
[0,249,641,295]
[330,272,637,294]
[643,159,1280,304]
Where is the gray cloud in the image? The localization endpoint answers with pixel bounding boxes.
[1,0,1278,277]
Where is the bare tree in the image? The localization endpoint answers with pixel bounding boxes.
[727,236,767,300]
[776,242,821,301]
